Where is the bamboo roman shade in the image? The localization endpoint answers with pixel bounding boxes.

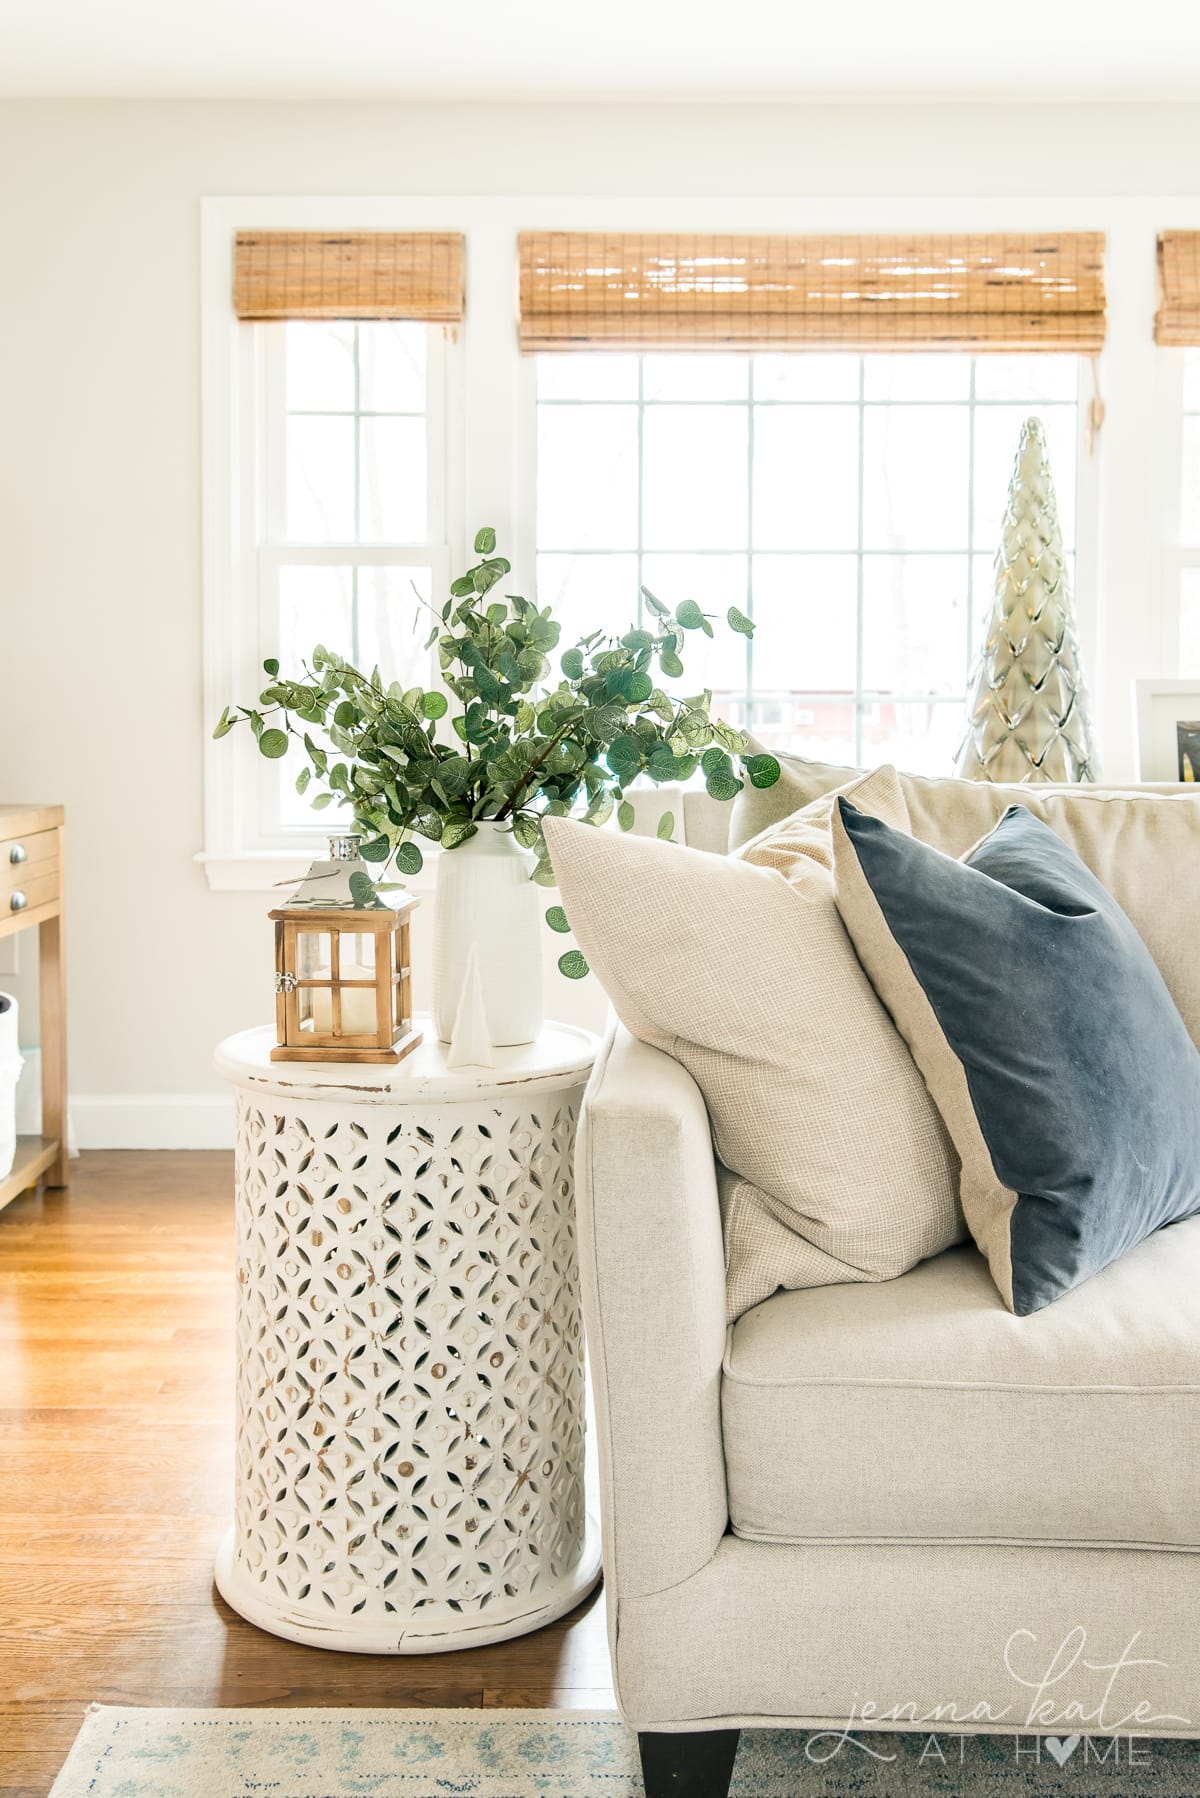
[519,232,1107,353]
[233,231,464,323]
[1156,233,1200,345]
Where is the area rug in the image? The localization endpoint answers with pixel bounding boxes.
[49,1706,1200,1797]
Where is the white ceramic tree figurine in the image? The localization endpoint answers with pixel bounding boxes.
[957,416,1097,783]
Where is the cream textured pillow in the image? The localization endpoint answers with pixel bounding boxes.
[543,766,964,1320]
[728,734,1195,854]
[742,770,1200,1050]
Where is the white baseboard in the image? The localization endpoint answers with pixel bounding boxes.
[70,1093,236,1150]
[15,1049,235,1150]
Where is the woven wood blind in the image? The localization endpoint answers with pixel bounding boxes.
[233,231,464,323]
[519,232,1106,353]
[1156,233,1200,345]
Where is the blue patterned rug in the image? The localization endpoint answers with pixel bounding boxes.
[49,1707,1200,1797]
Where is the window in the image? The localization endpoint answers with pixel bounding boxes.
[1179,348,1200,672]
[253,319,450,840]
[535,350,1079,772]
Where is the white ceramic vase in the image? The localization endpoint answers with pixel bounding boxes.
[0,993,21,1181]
[432,823,544,1046]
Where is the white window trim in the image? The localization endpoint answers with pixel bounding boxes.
[200,192,1200,892]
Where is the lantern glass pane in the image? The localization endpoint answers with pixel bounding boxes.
[296,931,331,980]
[295,931,333,1037]
[341,932,376,978]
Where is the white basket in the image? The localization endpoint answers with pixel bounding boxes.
[0,993,20,1181]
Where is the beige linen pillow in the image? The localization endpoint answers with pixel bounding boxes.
[543,766,964,1320]
[742,767,1200,1049]
[728,735,1195,853]
[729,744,859,847]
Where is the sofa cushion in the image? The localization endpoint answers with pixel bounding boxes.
[832,800,1200,1313]
[724,1219,1200,1549]
[729,738,1194,851]
[743,774,1200,1052]
[541,770,965,1322]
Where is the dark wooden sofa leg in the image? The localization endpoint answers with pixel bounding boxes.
[638,1729,741,1798]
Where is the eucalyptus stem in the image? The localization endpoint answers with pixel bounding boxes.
[215,526,781,941]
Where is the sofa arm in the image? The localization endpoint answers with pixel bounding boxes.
[576,1021,729,1601]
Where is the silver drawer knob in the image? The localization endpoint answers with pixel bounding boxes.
[9,844,25,864]
[10,891,27,912]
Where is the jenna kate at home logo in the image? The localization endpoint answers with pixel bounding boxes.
[804,1627,1192,1766]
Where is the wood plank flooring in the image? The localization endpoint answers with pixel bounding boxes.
[0,1153,613,1797]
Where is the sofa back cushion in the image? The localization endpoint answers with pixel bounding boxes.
[543,767,964,1321]
[740,766,1200,1050]
[729,739,1193,853]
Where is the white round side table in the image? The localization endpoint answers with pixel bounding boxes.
[213,1019,601,1654]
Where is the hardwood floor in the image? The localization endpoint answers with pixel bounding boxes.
[0,1153,613,1798]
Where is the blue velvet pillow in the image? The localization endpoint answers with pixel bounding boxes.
[832,799,1200,1314]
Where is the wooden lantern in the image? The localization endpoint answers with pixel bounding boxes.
[269,838,422,1065]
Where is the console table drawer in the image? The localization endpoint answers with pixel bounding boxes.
[0,831,60,911]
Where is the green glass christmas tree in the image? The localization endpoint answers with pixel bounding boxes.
[956,415,1097,783]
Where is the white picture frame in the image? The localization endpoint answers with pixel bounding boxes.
[1133,678,1200,781]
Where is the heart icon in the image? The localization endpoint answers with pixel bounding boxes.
[1044,1735,1082,1766]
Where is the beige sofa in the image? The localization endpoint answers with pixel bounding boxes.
[578,779,1200,1797]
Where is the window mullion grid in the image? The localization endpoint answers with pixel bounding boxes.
[854,357,867,765]
[635,358,645,631]
[965,359,977,681]
[350,325,363,668]
[745,361,755,733]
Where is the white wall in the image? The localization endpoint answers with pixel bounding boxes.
[3,98,1200,1143]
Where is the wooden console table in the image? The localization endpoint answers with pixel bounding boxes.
[0,804,67,1210]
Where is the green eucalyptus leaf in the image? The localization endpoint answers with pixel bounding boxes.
[705,769,744,802]
[727,606,754,637]
[641,586,669,618]
[421,690,448,721]
[746,752,782,789]
[675,599,706,631]
[348,870,376,908]
[258,728,289,759]
[395,841,424,875]
[627,672,653,704]
[657,811,675,841]
[474,525,497,555]
[441,819,479,851]
[311,792,335,810]
[262,657,280,676]
[618,800,635,832]
[295,766,311,794]
[359,836,391,862]
[557,949,589,980]
[212,710,235,740]
[561,647,585,680]
[545,905,571,933]
[660,648,684,679]
[607,734,643,778]
[584,789,614,828]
